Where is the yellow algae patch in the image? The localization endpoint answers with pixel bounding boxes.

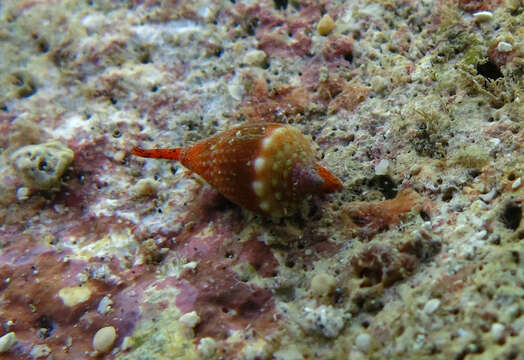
[58,285,92,307]
[73,229,138,262]
[121,310,200,360]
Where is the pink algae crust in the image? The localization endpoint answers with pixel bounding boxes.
[0,238,140,360]
[172,222,278,340]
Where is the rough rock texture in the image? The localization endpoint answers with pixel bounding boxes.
[10,141,74,190]
[0,0,522,359]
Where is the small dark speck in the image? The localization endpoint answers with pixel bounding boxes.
[344,51,353,63]
[273,0,288,10]
[477,60,503,80]
[420,210,430,221]
[501,202,522,231]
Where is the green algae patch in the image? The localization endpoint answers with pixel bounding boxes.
[10,141,74,190]
[453,144,491,170]
[118,311,200,360]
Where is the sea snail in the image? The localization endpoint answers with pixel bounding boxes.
[132,122,343,217]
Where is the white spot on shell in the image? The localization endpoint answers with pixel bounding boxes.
[259,201,270,211]
[252,181,264,196]
[262,136,273,150]
[273,127,286,136]
[254,157,266,172]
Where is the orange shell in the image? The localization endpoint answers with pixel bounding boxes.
[133,123,342,217]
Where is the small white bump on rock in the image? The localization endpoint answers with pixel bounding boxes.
[496,41,513,52]
[479,188,497,202]
[355,333,371,353]
[424,298,441,314]
[179,311,201,329]
[97,295,113,315]
[93,326,117,353]
[490,323,505,342]
[30,344,50,358]
[197,337,217,358]
[473,10,493,22]
[512,177,522,190]
[16,187,30,201]
[0,332,16,353]
[374,159,389,175]
[303,305,345,338]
